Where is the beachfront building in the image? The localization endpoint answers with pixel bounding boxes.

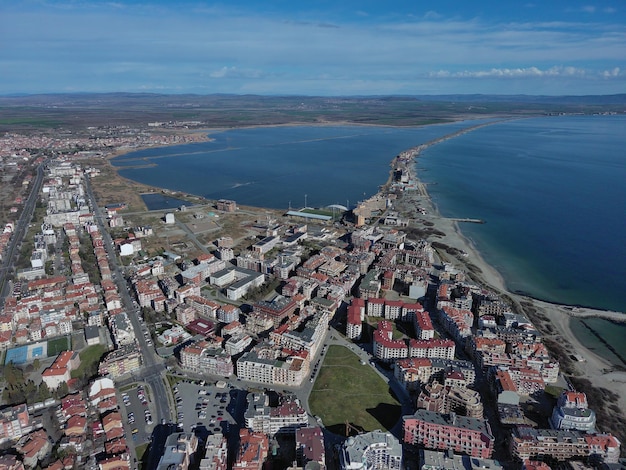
[403,410,494,459]
[549,391,596,432]
[339,430,403,470]
[510,427,620,464]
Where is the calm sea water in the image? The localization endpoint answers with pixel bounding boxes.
[113,116,626,363]
[140,193,191,211]
[419,115,626,313]
[113,122,482,210]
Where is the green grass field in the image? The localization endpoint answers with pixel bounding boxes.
[47,336,71,357]
[308,345,401,435]
[71,344,107,379]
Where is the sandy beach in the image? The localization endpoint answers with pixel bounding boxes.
[390,135,626,440]
[100,121,626,443]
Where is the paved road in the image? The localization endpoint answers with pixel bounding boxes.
[174,219,211,254]
[83,175,172,445]
[0,159,47,308]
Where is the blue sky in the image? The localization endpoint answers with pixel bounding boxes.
[1,0,625,95]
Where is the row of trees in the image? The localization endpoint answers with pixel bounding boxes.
[2,363,69,405]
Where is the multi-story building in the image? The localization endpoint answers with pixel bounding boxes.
[358,270,380,300]
[199,434,228,470]
[233,429,268,470]
[414,310,435,340]
[237,350,308,386]
[408,339,455,360]
[550,391,596,432]
[156,433,198,470]
[296,427,326,469]
[185,295,220,320]
[403,410,494,459]
[510,427,620,464]
[347,301,363,340]
[0,404,31,442]
[98,345,142,379]
[217,304,240,323]
[420,449,503,470]
[417,382,484,419]
[179,340,234,376]
[253,296,298,327]
[216,199,237,212]
[339,430,403,470]
[373,321,408,362]
[244,393,308,436]
[41,350,81,390]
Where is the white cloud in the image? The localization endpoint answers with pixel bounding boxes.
[209,67,263,79]
[426,66,622,79]
[423,11,442,20]
[602,67,621,78]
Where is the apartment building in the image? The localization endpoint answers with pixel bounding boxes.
[244,393,308,436]
[179,340,234,376]
[549,391,596,432]
[339,430,402,470]
[510,427,620,464]
[403,410,494,459]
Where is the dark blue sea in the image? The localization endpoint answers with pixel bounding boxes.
[112,122,482,210]
[112,116,626,364]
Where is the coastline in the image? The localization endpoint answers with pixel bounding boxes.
[99,121,626,434]
[391,131,626,422]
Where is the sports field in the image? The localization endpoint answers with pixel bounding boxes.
[47,336,71,357]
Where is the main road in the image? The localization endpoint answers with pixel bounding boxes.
[83,175,172,427]
[0,159,48,308]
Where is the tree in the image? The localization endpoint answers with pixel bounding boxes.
[33,358,41,371]
[37,382,51,402]
[55,382,69,399]
[4,363,20,387]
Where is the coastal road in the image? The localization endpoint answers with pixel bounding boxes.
[0,159,48,308]
[83,175,173,430]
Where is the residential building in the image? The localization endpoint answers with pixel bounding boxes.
[296,427,326,470]
[199,434,228,470]
[244,393,308,436]
[156,433,199,470]
[179,340,234,376]
[510,428,620,464]
[233,429,268,470]
[339,430,402,470]
[549,391,596,433]
[419,449,503,470]
[403,410,494,459]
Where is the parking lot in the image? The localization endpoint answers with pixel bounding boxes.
[172,380,247,441]
[119,383,155,446]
